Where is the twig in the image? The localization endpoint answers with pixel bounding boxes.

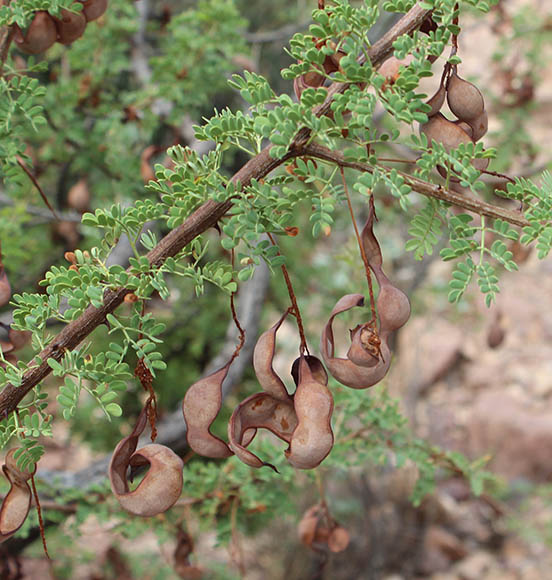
[304,143,532,228]
[0,191,80,222]
[16,158,60,220]
[30,474,50,560]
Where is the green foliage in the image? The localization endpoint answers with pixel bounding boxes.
[406,199,446,260]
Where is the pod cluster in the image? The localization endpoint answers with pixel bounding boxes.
[298,503,350,554]
[183,312,335,471]
[182,196,410,476]
[14,0,108,55]
[419,66,489,184]
[1,197,410,525]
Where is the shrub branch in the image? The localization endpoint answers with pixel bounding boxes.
[0,3,533,418]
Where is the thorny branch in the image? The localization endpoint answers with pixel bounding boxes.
[0,3,537,419]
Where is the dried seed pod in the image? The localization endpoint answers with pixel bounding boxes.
[79,0,108,22]
[454,120,474,139]
[473,156,490,173]
[360,199,411,334]
[487,309,505,349]
[285,355,334,469]
[293,71,325,100]
[321,199,410,389]
[420,113,472,152]
[436,164,461,183]
[425,83,446,117]
[54,8,87,45]
[7,328,31,351]
[0,264,10,308]
[324,50,345,74]
[421,114,489,180]
[140,145,158,184]
[328,526,350,553]
[67,179,90,213]
[446,70,485,122]
[298,504,350,553]
[291,354,328,387]
[174,528,203,579]
[109,408,183,516]
[182,363,233,458]
[298,505,320,547]
[51,220,81,248]
[377,55,414,85]
[468,110,488,142]
[228,392,297,470]
[0,342,14,355]
[320,294,391,389]
[14,12,57,55]
[253,311,291,401]
[0,449,37,543]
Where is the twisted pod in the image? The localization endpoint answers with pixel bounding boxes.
[109,407,183,517]
[182,362,235,458]
[321,198,410,389]
[0,450,36,543]
[229,312,334,470]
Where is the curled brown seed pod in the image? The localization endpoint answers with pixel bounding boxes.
[328,526,350,553]
[320,294,391,389]
[290,354,327,387]
[473,156,490,173]
[454,119,474,139]
[253,310,292,401]
[377,55,414,85]
[420,113,489,179]
[446,70,485,122]
[67,179,90,213]
[14,12,57,55]
[425,82,447,118]
[468,110,488,142]
[109,408,183,516]
[298,504,350,553]
[293,71,325,100]
[360,198,411,334]
[285,355,334,469]
[321,199,410,389]
[79,0,108,22]
[0,449,37,543]
[54,8,87,45]
[182,362,234,458]
[298,504,320,547]
[420,113,472,152]
[227,392,297,470]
